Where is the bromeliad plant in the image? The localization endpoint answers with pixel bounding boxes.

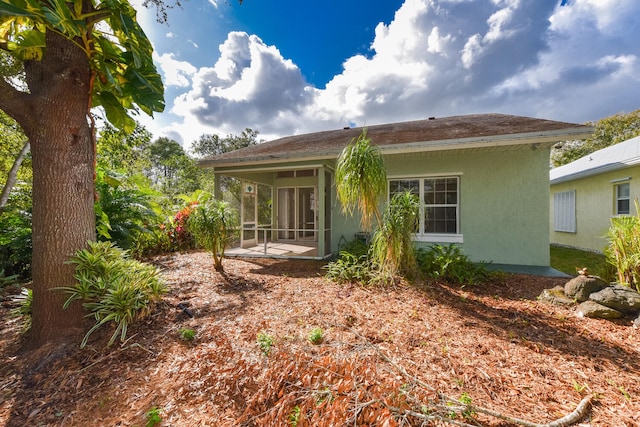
[59,241,167,348]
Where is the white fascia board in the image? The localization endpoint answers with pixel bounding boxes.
[550,159,640,185]
[378,128,593,155]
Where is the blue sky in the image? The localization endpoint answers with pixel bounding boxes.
[132,0,640,149]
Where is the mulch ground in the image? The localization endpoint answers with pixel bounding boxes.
[1,251,639,426]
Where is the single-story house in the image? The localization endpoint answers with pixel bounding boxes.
[550,135,640,253]
[201,113,592,268]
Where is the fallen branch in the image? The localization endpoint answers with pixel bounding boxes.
[466,395,592,427]
[337,324,593,427]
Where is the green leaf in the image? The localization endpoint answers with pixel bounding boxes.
[94,34,125,63]
[98,91,136,134]
[3,0,165,131]
[41,0,85,37]
[7,28,45,61]
[123,68,165,114]
[0,0,37,17]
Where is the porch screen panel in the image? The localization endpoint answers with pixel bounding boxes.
[553,190,576,232]
[242,189,256,242]
[298,187,316,240]
[277,188,295,239]
[325,171,332,255]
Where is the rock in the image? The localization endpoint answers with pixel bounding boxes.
[538,286,574,305]
[564,275,609,302]
[588,284,640,314]
[576,301,624,319]
[634,314,640,328]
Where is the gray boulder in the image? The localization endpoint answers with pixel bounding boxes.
[564,275,609,302]
[589,284,640,314]
[576,301,624,319]
[538,286,574,305]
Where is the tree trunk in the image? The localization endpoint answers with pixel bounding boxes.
[23,31,96,346]
[0,141,30,212]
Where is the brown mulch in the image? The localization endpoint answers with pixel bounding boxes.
[1,251,639,426]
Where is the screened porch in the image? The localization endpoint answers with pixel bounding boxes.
[218,166,334,260]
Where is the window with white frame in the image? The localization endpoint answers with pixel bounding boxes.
[389,177,460,240]
[553,190,576,232]
[615,182,630,215]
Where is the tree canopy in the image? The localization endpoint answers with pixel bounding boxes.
[190,128,260,158]
[552,109,640,167]
[0,0,165,132]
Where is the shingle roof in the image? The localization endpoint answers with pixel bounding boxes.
[201,113,593,168]
[550,135,640,184]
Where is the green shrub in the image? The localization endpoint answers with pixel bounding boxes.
[58,241,167,348]
[324,251,374,284]
[606,209,640,291]
[0,269,19,291]
[338,237,369,258]
[95,169,162,250]
[370,191,419,278]
[0,190,32,279]
[131,226,172,257]
[187,200,238,272]
[418,244,492,285]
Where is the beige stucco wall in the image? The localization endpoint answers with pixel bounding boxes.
[550,166,640,253]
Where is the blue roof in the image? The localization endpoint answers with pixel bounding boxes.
[550,135,640,184]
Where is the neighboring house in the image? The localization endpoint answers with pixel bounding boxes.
[550,135,640,253]
[201,113,592,268]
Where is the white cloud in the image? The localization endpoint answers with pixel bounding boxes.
[167,32,319,144]
[148,0,640,147]
[154,52,197,88]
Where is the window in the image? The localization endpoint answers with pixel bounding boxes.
[276,169,317,178]
[424,177,458,233]
[389,176,460,241]
[553,190,576,232]
[615,182,630,215]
